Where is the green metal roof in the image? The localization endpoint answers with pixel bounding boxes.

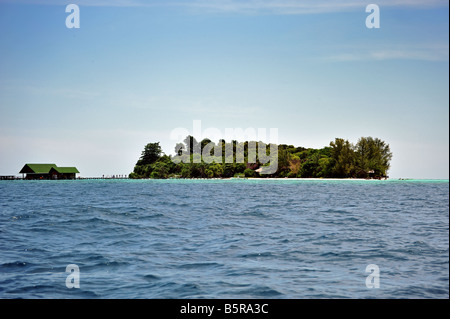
[19,164,57,174]
[50,167,80,174]
[19,164,79,174]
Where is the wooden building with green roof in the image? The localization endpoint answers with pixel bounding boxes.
[19,164,79,180]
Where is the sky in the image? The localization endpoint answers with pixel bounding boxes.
[0,0,448,178]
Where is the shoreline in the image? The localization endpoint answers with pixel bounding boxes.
[1,176,448,182]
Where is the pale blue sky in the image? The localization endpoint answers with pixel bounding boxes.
[0,0,448,178]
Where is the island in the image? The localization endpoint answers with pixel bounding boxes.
[129,136,392,180]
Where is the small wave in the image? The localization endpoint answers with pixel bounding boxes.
[239,252,274,258]
[236,285,283,297]
[321,208,352,214]
[0,261,35,272]
[179,262,222,269]
[78,254,130,271]
[142,213,164,219]
[143,274,161,281]
[391,285,449,299]
[173,283,203,298]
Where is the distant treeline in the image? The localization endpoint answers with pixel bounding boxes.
[129,136,392,179]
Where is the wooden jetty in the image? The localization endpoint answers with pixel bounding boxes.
[77,176,129,180]
[0,176,18,180]
[1,175,129,180]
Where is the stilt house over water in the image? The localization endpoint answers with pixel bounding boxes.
[19,164,79,180]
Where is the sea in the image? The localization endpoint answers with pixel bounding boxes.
[0,179,448,299]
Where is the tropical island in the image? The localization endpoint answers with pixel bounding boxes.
[129,136,392,179]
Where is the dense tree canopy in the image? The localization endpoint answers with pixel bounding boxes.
[129,136,392,179]
[137,142,162,166]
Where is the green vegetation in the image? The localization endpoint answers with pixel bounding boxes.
[129,137,392,179]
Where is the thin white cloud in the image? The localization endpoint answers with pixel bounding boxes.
[369,49,449,61]
[324,45,449,62]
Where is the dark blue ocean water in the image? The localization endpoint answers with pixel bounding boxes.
[0,179,448,299]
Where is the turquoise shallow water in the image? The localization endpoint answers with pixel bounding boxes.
[0,179,448,298]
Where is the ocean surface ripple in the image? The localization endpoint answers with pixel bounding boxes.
[0,179,448,298]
